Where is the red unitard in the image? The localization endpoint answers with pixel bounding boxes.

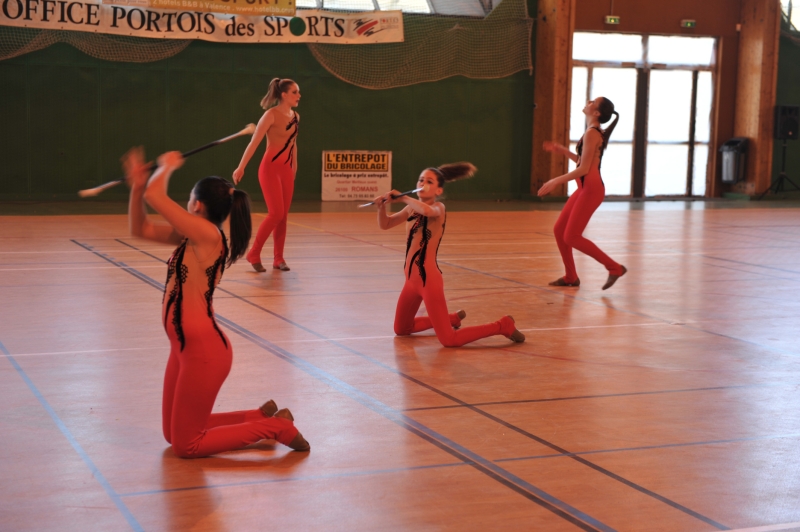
[553,127,624,284]
[247,114,298,267]
[393,211,517,347]
[162,234,299,458]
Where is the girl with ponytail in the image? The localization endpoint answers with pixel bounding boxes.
[124,147,309,458]
[539,96,627,290]
[373,163,525,347]
[233,77,301,273]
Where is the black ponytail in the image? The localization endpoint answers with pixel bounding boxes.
[227,189,251,268]
[597,98,619,149]
[428,162,477,188]
[192,176,252,268]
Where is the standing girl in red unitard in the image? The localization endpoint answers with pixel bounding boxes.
[233,78,300,272]
[125,147,309,458]
[539,96,627,290]
[374,164,525,348]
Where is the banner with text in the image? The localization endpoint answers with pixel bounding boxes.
[0,3,403,44]
[322,150,391,202]
[110,0,296,17]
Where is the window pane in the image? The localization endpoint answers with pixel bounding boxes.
[591,68,636,142]
[429,0,486,16]
[648,36,715,66]
[695,71,713,143]
[648,70,693,142]
[568,142,578,196]
[568,142,632,196]
[646,145,688,196]
[602,143,633,196]
[377,0,430,13]
[571,67,588,141]
[781,0,800,29]
[297,0,319,6]
[573,33,643,63]
[323,0,376,11]
[692,145,708,196]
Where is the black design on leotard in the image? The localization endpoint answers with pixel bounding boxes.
[163,233,230,351]
[404,213,445,287]
[203,232,229,349]
[164,240,189,350]
[575,126,605,185]
[271,114,299,167]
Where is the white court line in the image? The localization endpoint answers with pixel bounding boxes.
[725,523,800,532]
[1,347,161,358]
[0,237,713,255]
[267,322,675,345]
[517,322,673,332]
[0,265,166,272]
[0,323,679,356]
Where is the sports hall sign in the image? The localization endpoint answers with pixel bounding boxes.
[0,2,403,44]
[322,150,392,201]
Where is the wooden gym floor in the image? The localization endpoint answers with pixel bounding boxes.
[1,202,800,531]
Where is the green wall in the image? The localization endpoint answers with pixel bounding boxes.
[772,35,800,189]
[0,39,535,203]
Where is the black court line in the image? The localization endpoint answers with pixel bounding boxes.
[119,462,467,497]
[402,384,777,411]
[108,239,729,531]
[440,256,800,360]
[0,340,144,532]
[72,239,614,532]
[495,432,800,463]
[705,226,800,245]
[701,254,800,276]
[701,262,800,283]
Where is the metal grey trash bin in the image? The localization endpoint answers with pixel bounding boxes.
[720,137,748,184]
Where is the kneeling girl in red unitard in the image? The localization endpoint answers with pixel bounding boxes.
[124,147,309,458]
[374,163,525,348]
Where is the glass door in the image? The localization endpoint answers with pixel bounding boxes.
[570,32,716,198]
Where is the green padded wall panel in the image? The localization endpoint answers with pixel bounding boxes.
[0,41,535,202]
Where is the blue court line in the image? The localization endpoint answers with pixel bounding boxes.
[106,238,733,531]
[0,340,144,532]
[119,462,467,497]
[72,239,614,532]
[495,432,800,463]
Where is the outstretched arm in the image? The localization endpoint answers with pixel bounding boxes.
[124,147,182,245]
[399,194,444,218]
[233,110,274,184]
[538,130,601,196]
[543,141,578,163]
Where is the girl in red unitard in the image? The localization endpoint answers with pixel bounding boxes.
[233,78,300,273]
[374,164,525,348]
[125,147,309,458]
[539,96,627,290]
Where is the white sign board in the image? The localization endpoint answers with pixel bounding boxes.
[322,150,392,201]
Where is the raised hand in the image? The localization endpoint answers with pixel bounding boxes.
[122,146,150,189]
[157,151,185,172]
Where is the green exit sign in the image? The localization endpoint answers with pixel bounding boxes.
[604,15,620,25]
[681,19,696,28]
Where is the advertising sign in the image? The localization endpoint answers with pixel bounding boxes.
[322,150,391,201]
